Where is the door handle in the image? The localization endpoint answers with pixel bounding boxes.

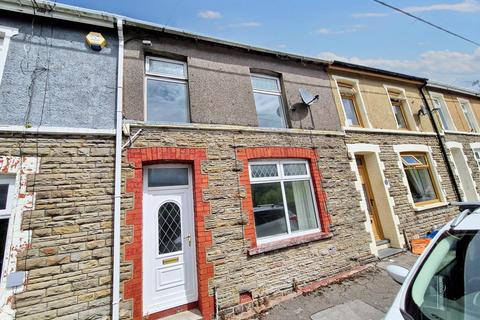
[184,234,192,247]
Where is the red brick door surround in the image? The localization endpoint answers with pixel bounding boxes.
[236,147,331,249]
[125,147,214,320]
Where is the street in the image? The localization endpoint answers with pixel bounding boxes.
[261,253,418,320]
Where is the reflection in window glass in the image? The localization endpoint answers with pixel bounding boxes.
[460,101,478,132]
[283,163,307,176]
[406,230,480,320]
[251,75,286,128]
[147,79,188,123]
[252,182,287,238]
[251,76,279,92]
[433,97,451,130]
[148,168,188,187]
[392,103,408,129]
[341,97,360,126]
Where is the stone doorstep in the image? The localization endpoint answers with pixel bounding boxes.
[161,309,203,320]
[230,264,372,320]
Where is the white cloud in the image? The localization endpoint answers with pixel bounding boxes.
[318,48,480,89]
[198,10,222,19]
[352,12,389,17]
[314,24,366,35]
[403,0,480,13]
[226,21,262,28]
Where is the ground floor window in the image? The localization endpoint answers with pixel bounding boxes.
[249,160,319,241]
[473,149,480,167]
[0,176,14,280]
[401,153,440,205]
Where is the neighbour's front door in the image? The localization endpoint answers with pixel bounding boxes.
[356,156,384,241]
[143,165,197,315]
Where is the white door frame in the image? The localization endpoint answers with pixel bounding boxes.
[446,142,479,201]
[142,164,198,315]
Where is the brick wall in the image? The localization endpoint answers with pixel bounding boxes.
[0,133,115,320]
[120,127,374,319]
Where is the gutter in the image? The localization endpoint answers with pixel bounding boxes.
[427,81,480,99]
[112,17,124,320]
[419,82,462,201]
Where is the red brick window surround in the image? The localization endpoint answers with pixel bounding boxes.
[125,147,214,320]
[236,147,331,255]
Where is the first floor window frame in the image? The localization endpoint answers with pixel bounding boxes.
[333,75,371,129]
[458,98,479,133]
[430,92,456,131]
[250,73,288,128]
[400,152,441,206]
[144,56,190,123]
[248,159,321,244]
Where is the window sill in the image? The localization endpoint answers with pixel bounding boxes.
[444,130,480,136]
[247,231,333,255]
[413,202,448,212]
[344,127,437,136]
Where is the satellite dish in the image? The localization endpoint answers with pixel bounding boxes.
[299,88,319,105]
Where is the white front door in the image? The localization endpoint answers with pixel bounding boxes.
[143,165,197,315]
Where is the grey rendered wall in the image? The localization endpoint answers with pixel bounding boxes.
[123,27,341,131]
[0,12,117,129]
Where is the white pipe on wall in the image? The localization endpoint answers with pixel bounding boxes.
[112,17,124,320]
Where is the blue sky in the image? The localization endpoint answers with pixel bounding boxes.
[61,0,479,89]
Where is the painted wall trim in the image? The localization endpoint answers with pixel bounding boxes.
[0,25,18,87]
[331,75,372,128]
[445,141,479,201]
[344,127,437,136]
[392,144,448,210]
[0,125,116,136]
[383,84,419,131]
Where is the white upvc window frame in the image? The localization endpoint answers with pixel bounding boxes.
[429,92,456,131]
[332,75,371,128]
[0,26,18,86]
[144,56,190,123]
[0,176,15,283]
[248,159,320,244]
[384,85,418,131]
[458,98,480,133]
[250,73,287,128]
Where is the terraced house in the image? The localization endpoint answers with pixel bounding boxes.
[0,2,118,319]
[119,22,375,320]
[327,62,459,257]
[425,83,480,202]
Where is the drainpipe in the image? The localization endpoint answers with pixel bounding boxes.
[112,17,124,320]
[419,82,462,201]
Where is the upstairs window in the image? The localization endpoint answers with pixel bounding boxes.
[392,101,409,130]
[431,94,455,131]
[338,83,363,127]
[386,87,415,131]
[145,57,189,123]
[401,153,440,205]
[249,160,319,242]
[459,99,479,133]
[251,74,286,128]
[0,26,18,86]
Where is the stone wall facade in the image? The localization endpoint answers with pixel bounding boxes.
[120,126,374,319]
[345,131,458,241]
[0,133,115,320]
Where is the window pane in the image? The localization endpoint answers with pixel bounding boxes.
[158,202,182,254]
[283,163,307,176]
[0,184,8,210]
[148,59,186,78]
[147,79,188,123]
[461,103,477,132]
[148,168,188,187]
[433,99,450,130]
[402,155,422,166]
[405,167,437,203]
[393,104,408,129]
[251,76,279,92]
[252,182,287,238]
[284,180,318,232]
[250,164,278,178]
[342,97,360,126]
[253,92,285,128]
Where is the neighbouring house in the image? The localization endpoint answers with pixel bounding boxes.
[0,2,118,319]
[119,22,375,319]
[327,62,460,257]
[426,82,480,202]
